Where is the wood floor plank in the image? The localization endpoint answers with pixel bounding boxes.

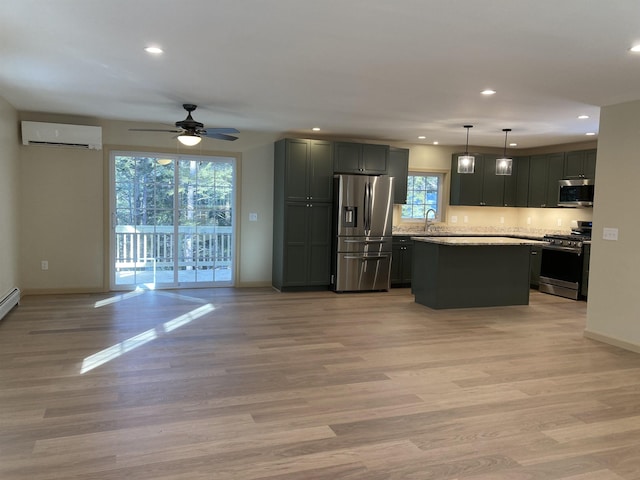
[1,288,640,479]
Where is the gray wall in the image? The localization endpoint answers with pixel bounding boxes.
[585,99,640,350]
[0,97,20,298]
[17,111,279,293]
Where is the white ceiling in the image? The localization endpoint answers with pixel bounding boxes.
[2,0,640,148]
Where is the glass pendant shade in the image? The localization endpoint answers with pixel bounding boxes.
[457,155,476,173]
[457,125,475,174]
[495,128,513,175]
[177,134,202,146]
[496,157,513,175]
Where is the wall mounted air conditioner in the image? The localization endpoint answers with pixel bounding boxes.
[21,121,103,150]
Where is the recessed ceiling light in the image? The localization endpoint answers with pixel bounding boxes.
[481,89,496,95]
[312,127,321,131]
[630,45,640,52]
[585,132,596,136]
[577,115,589,119]
[432,141,439,145]
[509,143,517,147]
[144,46,163,54]
[417,135,426,140]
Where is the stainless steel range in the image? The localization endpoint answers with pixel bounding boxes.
[539,221,592,300]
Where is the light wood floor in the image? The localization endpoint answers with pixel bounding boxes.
[2,288,640,479]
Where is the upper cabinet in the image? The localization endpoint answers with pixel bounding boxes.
[451,151,573,209]
[334,141,389,174]
[564,149,597,179]
[279,138,334,203]
[450,153,505,206]
[527,152,564,208]
[388,147,409,204]
[503,156,530,207]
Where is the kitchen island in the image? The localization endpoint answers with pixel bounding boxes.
[411,236,548,309]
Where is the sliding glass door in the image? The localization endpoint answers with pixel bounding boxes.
[110,152,236,290]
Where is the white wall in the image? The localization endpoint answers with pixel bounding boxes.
[585,100,640,350]
[238,142,275,285]
[0,97,20,297]
[18,113,278,293]
[20,145,103,292]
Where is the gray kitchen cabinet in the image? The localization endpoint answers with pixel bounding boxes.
[273,138,333,290]
[503,156,530,207]
[564,149,597,179]
[450,153,484,205]
[391,237,413,287]
[281,138,333,203]
[281,202,332,287]
[334,141,389,174]
[450,153,505,206]
[388,147,409,204]
[527,153,564,207]
[529,245,542,287]
[582,243,591,298]
[480,154,505,206]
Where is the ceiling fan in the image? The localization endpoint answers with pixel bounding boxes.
[130,104,239,145]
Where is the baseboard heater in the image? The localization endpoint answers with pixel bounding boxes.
[0,288,20,321]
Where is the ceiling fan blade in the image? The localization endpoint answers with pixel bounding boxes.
[202,132,238,141]
[202,127,240,135]
[129,128,182,133]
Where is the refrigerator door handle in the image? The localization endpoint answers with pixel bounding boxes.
[362,183,369,232]
[343,239,386,244]
[343,255,389,260]
[366,182,373,232]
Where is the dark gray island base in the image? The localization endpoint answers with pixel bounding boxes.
[411,237,547,309]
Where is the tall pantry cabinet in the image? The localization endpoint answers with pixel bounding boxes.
[272,138,334,291]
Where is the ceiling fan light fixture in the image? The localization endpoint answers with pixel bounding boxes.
[177,133,202,146]
[496,128,513,176]
[457,125,475,174]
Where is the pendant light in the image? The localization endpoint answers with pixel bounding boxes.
[496,128,513,176]
[457,125,475,174]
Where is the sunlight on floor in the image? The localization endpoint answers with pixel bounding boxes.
[93,288,145,308]
[82,290,215,374]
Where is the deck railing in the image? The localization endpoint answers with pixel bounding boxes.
[115,225,233,272]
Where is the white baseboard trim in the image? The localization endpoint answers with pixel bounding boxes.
[583,329,640,354]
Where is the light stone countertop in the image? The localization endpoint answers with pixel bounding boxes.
[411,236,549,246]
[392,225,567,240]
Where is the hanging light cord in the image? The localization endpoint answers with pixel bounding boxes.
[464,125,473,155]
[502,128,512,157]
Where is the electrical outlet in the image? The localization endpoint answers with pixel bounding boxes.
[557,218,562,227]
[463,216,469,224]
[500,216,505,224]
[527,217,532,225]
[450,215,458,223]
[41,260,48,271]
[603,227,619,241]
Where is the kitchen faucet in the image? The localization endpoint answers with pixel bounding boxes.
[424,208,437,232]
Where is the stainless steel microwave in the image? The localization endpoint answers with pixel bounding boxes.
[558,178,594,207]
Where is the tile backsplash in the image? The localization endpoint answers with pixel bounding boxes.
[393,205,593,237]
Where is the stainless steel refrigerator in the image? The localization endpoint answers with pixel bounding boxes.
[331,174,394,292]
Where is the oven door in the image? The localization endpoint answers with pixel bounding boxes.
[539,246,583,299]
